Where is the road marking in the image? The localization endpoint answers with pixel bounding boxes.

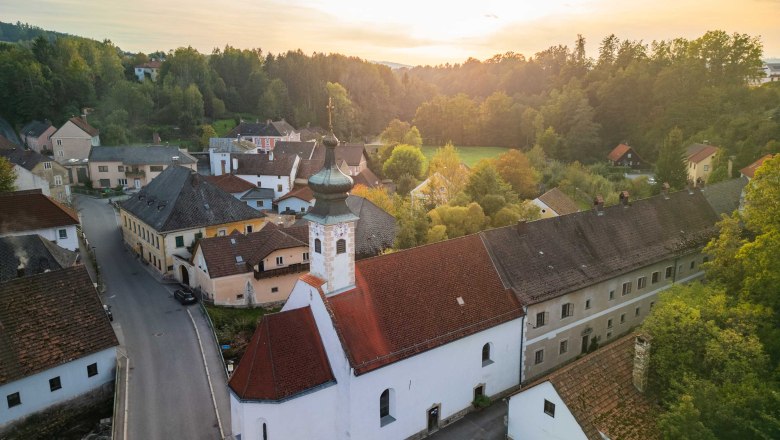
[186,308,225,439]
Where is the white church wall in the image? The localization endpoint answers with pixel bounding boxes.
[506,381,587,440]
[230,383,339,440]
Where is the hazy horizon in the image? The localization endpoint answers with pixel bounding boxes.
[3,0,779,66]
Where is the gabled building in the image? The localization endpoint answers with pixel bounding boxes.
[214,120,300,153]
[89,145,197,189]
[19,120,56,153]
[134,60,162,81]
[532,187,580,218]
[119,166,267,276]
[686,143,720,185]
[51,117,100,184]
[0,266,118,431]
[275,185,314,213]
[740,154,775,180]
[0,147,71,202]
[205,174,257,199]
[607,143,644,169]
[0,234,79,282]
[232,153,300,199]
[506,333,660,440]
[0,190,80,251]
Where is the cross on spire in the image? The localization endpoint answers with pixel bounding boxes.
[326,97,335,131]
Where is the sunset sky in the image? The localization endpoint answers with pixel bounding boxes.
[3,0,779,66]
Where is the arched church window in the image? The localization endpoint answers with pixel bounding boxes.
[482,343,493,366]
[380,388,395,426]
[336,239,346,254]
[315,238,321,254]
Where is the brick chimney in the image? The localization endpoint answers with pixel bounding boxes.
[153,132,161,144]
[619,190,630,207]
[593,195,604,216]
[633,334,652,393]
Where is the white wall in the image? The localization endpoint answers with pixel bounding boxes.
[0,225,78,252]
[0,347,116,428]
[209,151,231,176]
[13,165,51,196]
[238,174,291,199]
[507,381,587,440]
[230,384,338,440]
[277,197,312,213]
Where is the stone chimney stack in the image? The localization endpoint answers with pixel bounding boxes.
[619,190,630,207]
[593,195,605,216]
[633,334,652,393]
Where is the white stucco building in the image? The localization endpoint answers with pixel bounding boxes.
[0,189,80,251]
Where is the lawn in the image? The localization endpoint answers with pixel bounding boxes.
[213,118,238,137]
[421,145,512,167]
[204,304,275,364]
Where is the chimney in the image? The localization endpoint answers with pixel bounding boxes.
[516,220,527,234]
[153,132,161,144]
[593,195,604,216]
[727,158,733,178]
[619,190,630,207]
[16,267,25,278]
[633,334,652,393]
[661,183,670,199]
[269,151,274,161]
[171,156,179,166]
[232,157,239,171]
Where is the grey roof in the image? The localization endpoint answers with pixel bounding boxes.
[226,120,296,138]
[0,117,21,145]
[274,141,317,160]
[20,120,52,138]
[346,195,396,259]
[119,166,265,232]
[701,177,747,216]
[89,145,196,165]
[234,153,297,177]
[0,147,48,171]
[0,234,79,282]
[482,189,724,305]
[240,187,276,200]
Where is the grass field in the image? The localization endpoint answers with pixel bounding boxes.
[213,118,238,137]
[421,145,511,167]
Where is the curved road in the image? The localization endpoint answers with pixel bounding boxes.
[75,195,230,439]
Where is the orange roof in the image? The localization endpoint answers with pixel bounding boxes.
[537,187,579,216]
[607,144,631,162]
[67,117,99,137]
[522,333,660,440]
[687,144,719,163]
[324,234,523,375]
[228,306,335,401]
[204,174,255,194]
[0,190,79,234]
[275,185,314,203]
[740,154,774,178]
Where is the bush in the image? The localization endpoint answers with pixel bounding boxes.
[472,394,491,409]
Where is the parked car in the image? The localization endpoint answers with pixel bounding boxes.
[103,304,113,321]
[174,288,197,305]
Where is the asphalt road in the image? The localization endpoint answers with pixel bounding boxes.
[429,400,508,440]
[75,196,230,439]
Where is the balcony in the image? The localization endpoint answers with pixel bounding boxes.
[254,262,310,280]
[125,169,145,178]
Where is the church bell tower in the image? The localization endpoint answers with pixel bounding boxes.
[304,99,359,294]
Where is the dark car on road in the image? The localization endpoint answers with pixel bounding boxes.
[174,288,197,305]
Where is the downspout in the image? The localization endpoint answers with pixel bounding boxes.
[519,305,526,385]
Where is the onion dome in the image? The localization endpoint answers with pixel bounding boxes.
[304,131,359,224]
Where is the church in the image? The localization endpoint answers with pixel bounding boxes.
[228,125,742,439]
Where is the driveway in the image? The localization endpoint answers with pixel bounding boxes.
[75,195,230,439]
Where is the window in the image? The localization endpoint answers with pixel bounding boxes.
[690,260,695,270]
[155,236,160,249]
[262,423,268,440]
[315,238,322,254]
[301,207,306,212]
[544,399,555,417]
[559,340,568,355]
[609,290,615,301]
[87,363,98,377]
[637,276,647,289]
[118,165,125,172]
[150,165,164,172]
[50,173,62,186]
[336,239,346,254]
[621,281,632,296]
[257,200,264,207]
[99,179,110,187]
[535,311,547,327]
[276,256,283,266]
[49,376,62,392]
[303,252,309,261]
[98,166,108,172]
[703,164,709,171]
[58,229,67,240]
[44,161,52,169]
[561,303,573,319]
[236,294,244,300]
[665,266,674,279]
[380,389,395,426]
[271,287,279,293]
[652,271,659,284]
[474,385,485,401]
[118,178,127,186]
[246,225,253,234]
[635,307,641,317]
[7,392,20,408]
[175,236,184,248]
[534,349,544,365]
[607,331,612,339]
[218,229,226,237]
[585,299,591,310]
[277,184,283,192]
[56,139,62,146]
[620,313,626,324]
[607,318,613,329]
[482,343,492,366]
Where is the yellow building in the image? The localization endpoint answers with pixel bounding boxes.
[119,166,266,275]
[686,144,720,185]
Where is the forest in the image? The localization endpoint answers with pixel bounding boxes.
[0,21,778,172]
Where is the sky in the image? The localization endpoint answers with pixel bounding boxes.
[3,0,779,66]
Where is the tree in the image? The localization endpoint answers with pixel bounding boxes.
[380,119,422,148]
[326,81,360,140]
[350,184,396,216]
[428,203,486,239]
[383,144,426,181]
[742,155,780,234]
[655,127,689,190]
[401,126,422,147]
[394,202,429,250]
[199,124,217,148]
[493,149,539,199]
[427,143,469,199]
[0,157,17,192]
[491,202,541,228]
[464,161,516,205]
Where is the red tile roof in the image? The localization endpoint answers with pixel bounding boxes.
[0,190,80,234]
[537,187,579,216]
[740,154,774,178]
[275,185,314,203]
[228,306,335,401]
[324,234,523,375]
[521,334,660,440]
[686,144,719,163]
[67,117,99,137]
[0,266,118,385]
[352,167,382,188]
[607,143,631,162]
[205,174,256,194]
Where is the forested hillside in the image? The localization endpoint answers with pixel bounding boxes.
[0,21,778,170]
